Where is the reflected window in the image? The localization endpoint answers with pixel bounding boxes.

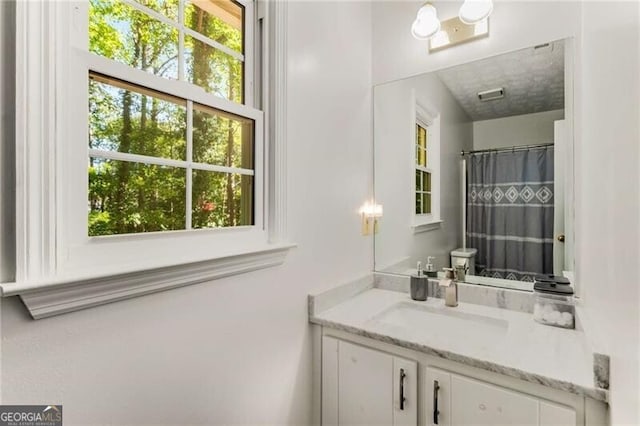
[415,122,433,215]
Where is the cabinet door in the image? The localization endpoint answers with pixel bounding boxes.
[321,337,417,426]
[450,375,538,426]
[539,400,576,426]
[425,367,452,426]
[338,340,394,425]
[393,357,418,426]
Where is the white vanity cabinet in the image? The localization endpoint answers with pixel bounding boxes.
[322,336,418,426]
[319,333,605,426]
[426,366,576,426]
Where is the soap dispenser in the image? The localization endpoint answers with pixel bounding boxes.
[410,262,429,301]
[424,256,437,278]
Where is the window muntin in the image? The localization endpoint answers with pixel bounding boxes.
[415,122,432,215]
[86,0,257,238]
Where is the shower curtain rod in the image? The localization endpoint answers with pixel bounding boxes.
[460,142,554,156]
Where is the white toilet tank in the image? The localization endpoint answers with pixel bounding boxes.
[450,248,478,275]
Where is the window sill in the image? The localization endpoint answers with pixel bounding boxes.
[412,220,443,234]
[0,243,296,319]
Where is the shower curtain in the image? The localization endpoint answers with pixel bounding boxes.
[466,147,554,281]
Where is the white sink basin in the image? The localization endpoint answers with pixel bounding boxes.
[368,302,508,350]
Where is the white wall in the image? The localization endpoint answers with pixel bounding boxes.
[472,109,565,150]
[374,74,472,273]
[0,2,373,425]
[577,2,640,424]
[372,1,640,423]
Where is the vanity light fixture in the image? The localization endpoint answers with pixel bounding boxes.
[411,3,441,40]
[413,1,493,51]
[458,0,494,25]
[360,202,384,236]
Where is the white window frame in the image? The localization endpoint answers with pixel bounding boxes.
[412,96,442,233]
[3,0,293,319]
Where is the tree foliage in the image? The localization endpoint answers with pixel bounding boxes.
[88,0,251,236]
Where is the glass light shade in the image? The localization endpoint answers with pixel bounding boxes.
[458,0,493,25]
[360,202,383,218]
[411,4,441,40]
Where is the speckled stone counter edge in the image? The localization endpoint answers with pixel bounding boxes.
[310,315,608,403]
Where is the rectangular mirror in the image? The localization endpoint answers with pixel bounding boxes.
[374,38,574,292]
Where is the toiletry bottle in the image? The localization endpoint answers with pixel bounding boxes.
[410,261,429,301]
[424,256,437,278]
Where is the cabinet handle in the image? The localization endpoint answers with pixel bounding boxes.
[433,380,440,425]
[399,368,406,410]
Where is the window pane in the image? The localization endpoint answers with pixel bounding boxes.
[185,0,244,54]
[134,0,179,21]
[418,125,426,149]
[89,74,187,160]
[415,169,422,191]
[424,193,432,214]
[420,147,426,167]
[415,193,422,215]
[192,171,253,228]
[185,35,243,102]
[192,103,254,169]
[88,158,186,236]
[424,171,431,191]
[423,126,428,149]
[89,0,179,80]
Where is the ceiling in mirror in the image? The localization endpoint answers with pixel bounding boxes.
[436,40,564,120]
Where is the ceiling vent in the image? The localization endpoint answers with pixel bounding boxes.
[533,42,553,55]
[477,88,505,102]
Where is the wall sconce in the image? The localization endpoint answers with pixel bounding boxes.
[411,1,492,52]
[360,202,384,236]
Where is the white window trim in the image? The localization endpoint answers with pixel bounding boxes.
[411,92,441,229]
[412,220,443,234]
[1,0,293,319]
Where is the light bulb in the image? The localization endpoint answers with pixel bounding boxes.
[458,0,493,25]
[411,4,441,40]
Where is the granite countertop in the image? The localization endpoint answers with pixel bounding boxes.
[309,285,608,402]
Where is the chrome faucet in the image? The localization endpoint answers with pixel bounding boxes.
[439,268,459,307]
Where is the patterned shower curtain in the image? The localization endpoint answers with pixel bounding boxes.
[466,147,554,281]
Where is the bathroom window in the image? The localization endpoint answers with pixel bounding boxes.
[88,0,256,236]
[9,0,292,318]
[413,102,441,231]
